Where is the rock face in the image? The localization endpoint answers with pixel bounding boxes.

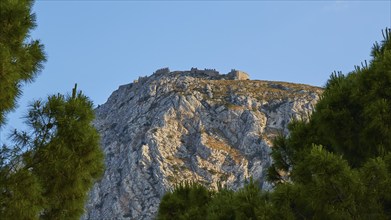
[82,69,322,220]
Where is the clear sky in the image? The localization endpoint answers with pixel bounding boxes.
[1,0,391,143]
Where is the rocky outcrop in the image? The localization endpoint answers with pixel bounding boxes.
[82,69,322,220]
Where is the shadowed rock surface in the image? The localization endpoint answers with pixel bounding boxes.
[82,69,322,220]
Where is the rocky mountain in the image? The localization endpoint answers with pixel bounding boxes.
[82,68,322,220]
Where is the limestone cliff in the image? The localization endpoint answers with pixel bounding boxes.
[82,68,322,220]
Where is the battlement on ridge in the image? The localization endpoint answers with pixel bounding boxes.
[151,67,250,80]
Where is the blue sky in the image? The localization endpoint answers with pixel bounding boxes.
[1,1,390,142]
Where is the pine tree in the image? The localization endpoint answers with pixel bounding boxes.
[269,29,391,218]
[0,164,43,219]
[359,155,391,217]
[0,1,104,218]
[231,178,271,220]
[0,0,45,218]
[1,85,104,219]
[206,187,236,220]
[269,29,391,180]
[157,181,212,220]
[291,145,363,219]
[25,85,104,219]
[0,0,46,125]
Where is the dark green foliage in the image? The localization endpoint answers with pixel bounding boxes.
[267,29,391,219]
[0,167,43,220]
[158,179,274,220]
[207,179,269,220]
[29,86,104,219]
[269,148,391,219]
[359,155,391,217]
[157,181,212,220]
[269,29,391,181]
[0,0,45,219]
[0,86,104,219]
[292,145,363,219]
[0,1,104,218]
[230,179,268,220]
[207,188,236,220]
[0,0,46,125]
[268,183,298,220]
[313,29,391,167]
[269,146,364,219]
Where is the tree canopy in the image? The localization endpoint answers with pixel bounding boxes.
[0,1,104,219]
[0,0,46,126]
[268,28,391,218]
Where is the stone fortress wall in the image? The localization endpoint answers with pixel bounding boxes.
[227,69,250,80]
[190,67,220,77]
[154,67,170,75]
[151,67,250,80]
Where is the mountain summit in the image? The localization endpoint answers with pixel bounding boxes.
[82,68,322,219]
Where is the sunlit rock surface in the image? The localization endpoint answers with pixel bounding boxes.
[82,68,322,220]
